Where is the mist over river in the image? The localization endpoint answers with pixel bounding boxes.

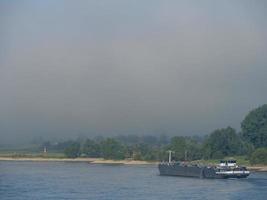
[1,161,267,200]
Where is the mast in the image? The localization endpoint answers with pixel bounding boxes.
[167,150,174,163]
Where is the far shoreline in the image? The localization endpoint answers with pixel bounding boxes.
[0,156,267,172]
[0,157,157,165]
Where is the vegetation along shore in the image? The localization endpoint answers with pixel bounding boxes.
[0,157,156,165]
[0,157,266,172]
[1,104,267,170]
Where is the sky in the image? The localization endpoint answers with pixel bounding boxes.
[0,0,267,144]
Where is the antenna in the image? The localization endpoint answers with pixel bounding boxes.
[167,150,174,163]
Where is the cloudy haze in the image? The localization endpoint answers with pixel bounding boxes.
[1,0,267,144]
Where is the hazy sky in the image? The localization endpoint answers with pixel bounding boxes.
[1,0,267,144]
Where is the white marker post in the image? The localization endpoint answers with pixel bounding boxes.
[167,150,174,163]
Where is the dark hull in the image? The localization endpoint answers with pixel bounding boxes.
[158,163,249,179]
[159,163,202,178]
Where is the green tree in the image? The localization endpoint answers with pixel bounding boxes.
[168,136,202,161]
[169,136,187,160]
[202,127,247,159]
[250,148,267,165]
[64,141,80,158]
[185,138,202,160]
[100,138,126,160]
[81,139,101,157]
[128,143,162,161]
[241,104,267,148]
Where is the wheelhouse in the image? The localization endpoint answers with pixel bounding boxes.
[219,160,237,167]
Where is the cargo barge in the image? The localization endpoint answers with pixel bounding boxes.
[158,151,250,179]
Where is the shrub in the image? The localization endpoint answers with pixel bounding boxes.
[250,148,267,165]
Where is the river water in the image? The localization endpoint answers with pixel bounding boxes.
[0,161,267,200]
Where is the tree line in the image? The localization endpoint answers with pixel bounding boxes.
[41,104,267,164]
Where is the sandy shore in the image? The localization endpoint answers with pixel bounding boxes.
[0,157,157,165]
[90,159,157,165]
[1,157,266,171]
[247,166,267,172]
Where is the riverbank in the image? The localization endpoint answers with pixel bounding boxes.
[1,157,266,171]
[0,157,157,165]
[247,166,267,172]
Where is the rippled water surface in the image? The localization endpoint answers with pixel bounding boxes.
[1,161,267,200]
